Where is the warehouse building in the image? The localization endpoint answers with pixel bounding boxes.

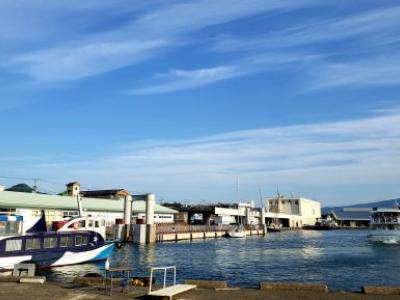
[0,189,176,227]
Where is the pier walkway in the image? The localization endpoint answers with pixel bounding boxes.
[1,282,400,300]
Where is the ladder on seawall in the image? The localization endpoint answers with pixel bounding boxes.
[148,266,196,300]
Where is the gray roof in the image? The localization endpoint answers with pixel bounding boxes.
[331,210,371,221]
[0,191,177,214]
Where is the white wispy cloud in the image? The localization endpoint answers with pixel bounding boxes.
[130,66,240,95]
[8,39,169,81]
[206,5,400,92]
[129,52,319,94]
[1,0,315,82]
[132,0,315,37]
[212,6,400,53]
[308,55,400,90]
[8,109,400,204]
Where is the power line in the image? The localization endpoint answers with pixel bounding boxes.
[0,175,40,181]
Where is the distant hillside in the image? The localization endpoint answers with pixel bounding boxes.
[5,183,35,193]
[322,198,400,214]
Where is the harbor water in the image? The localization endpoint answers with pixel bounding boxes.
[46,230,400,291]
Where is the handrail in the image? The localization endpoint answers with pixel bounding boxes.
[148,266,176,294]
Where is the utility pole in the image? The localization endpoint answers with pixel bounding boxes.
[32,178,39,193]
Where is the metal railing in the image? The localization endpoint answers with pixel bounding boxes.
[372,217,400,224]
[148,266,176,293]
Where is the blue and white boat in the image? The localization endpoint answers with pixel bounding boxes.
[0,214,114,271]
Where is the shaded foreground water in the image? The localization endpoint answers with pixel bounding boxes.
[46,230,400,291]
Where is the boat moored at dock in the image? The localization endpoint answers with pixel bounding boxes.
[0,214,114,271]
[367,207,400,244]
[226,225,246,238]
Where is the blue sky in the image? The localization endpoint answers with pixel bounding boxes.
[0,0,399,206]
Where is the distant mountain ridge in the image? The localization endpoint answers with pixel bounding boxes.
[322,198,400,214]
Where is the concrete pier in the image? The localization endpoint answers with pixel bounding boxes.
[123,195,132,240]
[145,193,156,244]
[1,280,399,300]
[130,193,157,244]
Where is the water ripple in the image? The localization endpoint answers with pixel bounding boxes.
[45,230,400,291]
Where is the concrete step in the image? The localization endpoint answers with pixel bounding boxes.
[148,284,196,299]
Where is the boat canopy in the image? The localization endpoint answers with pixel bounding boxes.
[0,215,23,222]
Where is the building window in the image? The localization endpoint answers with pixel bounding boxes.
[95,221,100,228]
[25,238,41,250]
[63,211,79,218]
[295,201,298,205]
[60,236,73,247]
[5,239,22,252]
[44,237,57,248]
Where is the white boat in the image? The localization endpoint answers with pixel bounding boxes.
[367,207,400,244]
[52,216,107,240]
[267,223,282,232]
[226,226,246,238]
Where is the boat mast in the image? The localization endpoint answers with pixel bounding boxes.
[236,175,241,224]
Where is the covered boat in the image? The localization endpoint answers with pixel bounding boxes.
[0,214,114,271]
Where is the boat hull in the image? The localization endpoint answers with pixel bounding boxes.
[0,243,114,271]
[226,229,246,238]
[367,230,400,244]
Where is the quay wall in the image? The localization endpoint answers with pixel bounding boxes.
[156,227,267,242]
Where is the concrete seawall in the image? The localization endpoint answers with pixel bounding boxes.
[156,228,266,242]
[156,231,227,242]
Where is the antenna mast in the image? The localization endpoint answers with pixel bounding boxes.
[258,185,263,207]
[33,178,39,193]
[236,175,240,203]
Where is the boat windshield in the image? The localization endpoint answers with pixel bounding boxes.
[0,220,23,236]
[371,224,400,230]
[372,212,400,224]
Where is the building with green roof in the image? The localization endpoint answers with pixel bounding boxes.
[0,190,177,225]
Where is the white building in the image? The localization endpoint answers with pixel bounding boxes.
[265,196,321,227]
[213,197,321,228]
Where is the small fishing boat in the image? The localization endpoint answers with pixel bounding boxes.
[303,219,338,230]
[367,207,400,244]
[226,225,246,238]
[52,216,107,240]
[0,214,114,271]
[267,223,282,233]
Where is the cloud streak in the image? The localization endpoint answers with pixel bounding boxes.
[212,6,400,53]
[308,55,400,90]
[6,109,400,205]
[2,0,315,82]
[129,53,319,94]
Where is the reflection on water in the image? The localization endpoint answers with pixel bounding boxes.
[300,246,323,258]
[45,230,400,291]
